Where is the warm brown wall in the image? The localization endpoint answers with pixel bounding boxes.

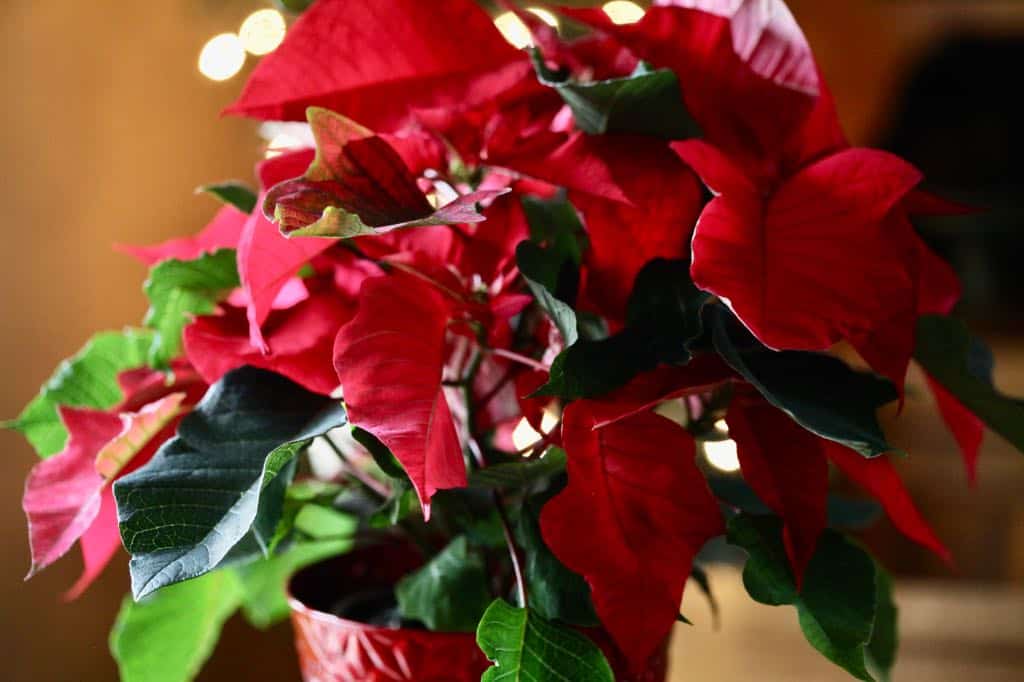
[1,2,1022,681]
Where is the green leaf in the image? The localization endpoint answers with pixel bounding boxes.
[711,307,898,457]
[728,514,879,681]
[537,258,708,400]
[143,249,240,368]
[351,425,408,479]
[516,487,599,627]
[115,367,346,599]
[476,599,614,682]
[395,536,492,632]
[520,194,587,266]
[197,181,258,214]
[6,329,154,457]
[866,566,898,682]
[914,314,1024,454]
[293,504,357,540]
[531,51,701,140]
[234,536,352,629]
[517,241,579,346]
[469,448,567,489]
[110,569,242,682]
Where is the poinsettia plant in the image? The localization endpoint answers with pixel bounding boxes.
[10,1,1024,680]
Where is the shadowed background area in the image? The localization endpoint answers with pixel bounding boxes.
[1,1,1022,680]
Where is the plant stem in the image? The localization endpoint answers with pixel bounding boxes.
[485,347,549,372]
[321,435,392,499]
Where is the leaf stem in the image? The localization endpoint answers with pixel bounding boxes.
[485,347,549,372]
[321,435,392,499]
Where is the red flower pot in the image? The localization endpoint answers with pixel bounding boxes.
[288,543,669,682]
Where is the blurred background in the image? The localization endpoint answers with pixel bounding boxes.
[1,1,1021,680]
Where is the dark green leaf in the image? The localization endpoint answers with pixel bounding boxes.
[517,241,579,346]
[395,536,492,632]
[520,194,587,267]
[115,367,346,599]
[866,565,898,682]
[197,181,258,214]
[728,514,879,681]
[143,249,240,367]
[469,448,567,489]
[516,485,599,627]
[6,329,154,457]
[351,425,407,479]
[709,475,882,529]
[477,599,614,682]
[110,569,241,682]
[537,258,708,400]
[915,314,1024,454]
[532,51,701,140]
[711,307,898,457]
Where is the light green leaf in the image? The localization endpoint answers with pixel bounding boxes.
[234,537,351,629]
[476,599,614,682]
[143,249,240,367]
[197,181,258,214]
[395,536,492,632]
[915,314,1024,454]
[517,241,579,347]
[115,367,346,599]
[110,570,242,682]
[6,329,153,457]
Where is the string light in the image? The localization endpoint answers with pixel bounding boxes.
[511,409,560,452]
[198,33,246,81]
[703,418,741,473]
[526,7,560,28]
[494,11,532,49]
[239,8,287,56]
[602,1,645,25]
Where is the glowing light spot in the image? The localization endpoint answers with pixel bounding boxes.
[602,1,645,25]
[239,9,287,56]
[704,438,741,473]
[511,408,560,452]
[512,418,542,451]
[494,11,532,49]
[265,132,303,159]
[526,7,559,28]
[198,33,246,82]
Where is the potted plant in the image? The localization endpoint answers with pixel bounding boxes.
[10,1,1023,680]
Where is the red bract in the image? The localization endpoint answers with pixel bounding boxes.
[224,0,527,130]
[727,394,827,585]
[562,0,820,170]
[23,394,185,595]
[541,403,723,669]
[676,139,922,353]
[334,275,465,519]
[185,281,354,396]
[825,442,951,562]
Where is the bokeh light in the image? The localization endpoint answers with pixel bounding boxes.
[239,8,287,56]
[493,11,532,50]
[198,33,246,81]
[602,0,645,25]
[703,438,741,473]
[526,7,560,29]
